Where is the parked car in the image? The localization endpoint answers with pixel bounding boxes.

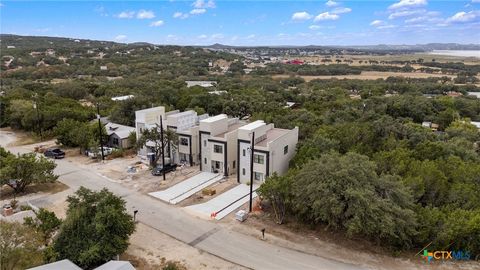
[86,147,114,158]
[151,163,177,176]
[44,148,65,159]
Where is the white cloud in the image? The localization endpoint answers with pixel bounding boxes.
[192,0,216,9]
[246,34,256,39]
[292,11,313,21]
[326,0,339,7]
[389,0,427,10]
[309,25,321,30]
[198,34,208,39]
[173,12,189,19]
[446,11,479,23]
[190,8,206,15]
[472,0,480,3]
[404,12,441,23]
[137,10,155,19]
[388,9,423,19]
[331,7,352,14]
[370,20,383,26]
[314,12,339,21]
[150,20,164,27]
[369,20,396,29]
[115,35,127,41]
[117,11,135,19]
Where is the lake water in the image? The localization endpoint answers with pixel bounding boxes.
[428,50,480,58]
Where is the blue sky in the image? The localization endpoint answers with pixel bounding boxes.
[1,0,479,45]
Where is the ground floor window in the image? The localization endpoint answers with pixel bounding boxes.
[254,172,263,181]
[113,137,119,146]
[242,168,245,175]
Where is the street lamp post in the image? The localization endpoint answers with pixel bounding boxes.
[160,116,166,181]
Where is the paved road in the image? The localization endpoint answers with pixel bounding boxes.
[1,131,367,270]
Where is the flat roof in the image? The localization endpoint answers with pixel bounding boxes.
[239,120,265,131]
[136,106,164,114]
[167,110,196,118]
[201,114,227,123]
[212,122,246,139]
[256,128,290,147]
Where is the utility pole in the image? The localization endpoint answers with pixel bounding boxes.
[96,103,105,161]
[249,131,255,212]
[32,95,43,140]
[160,115,166,181]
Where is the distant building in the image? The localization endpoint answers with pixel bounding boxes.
[285,59,304,65]
[100,65,108,70]
[7,45,15,49]
[185,80,217,88]
[208,90,227,95]
[111,95,134,101]
[237,120,298,183]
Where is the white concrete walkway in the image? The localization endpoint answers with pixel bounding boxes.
[149,172,223,204]
[185,184,258,220]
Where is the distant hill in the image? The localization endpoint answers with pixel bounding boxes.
[205,43,480,51]
[1,34,479,52]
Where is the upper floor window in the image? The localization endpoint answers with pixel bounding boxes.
[242,149,246,156]
[242,168,246,175]
[204,140,207,147]
[180,138,189,146]
[284,145,288,155]
[214,144,223,154]
[253,154,264,164]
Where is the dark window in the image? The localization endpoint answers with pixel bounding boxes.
[253,154,264,164]
[204,158,207,164]
[233,161,236,169]
[243,149,246,156]
[214,144,223,153]
[254,172,263,181]
[113,138,119,146]
[242,168,245,175]
[215,162,220,169]
[180,138,189,146]
[284,145,288,155]
[204,140,207,147]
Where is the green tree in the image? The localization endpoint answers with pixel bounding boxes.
[291,152,417,248]
[24,208,62,246]
[53,187,135,269]
[257,173,292,224]
[0,221,44,270]
[0,147,58,193]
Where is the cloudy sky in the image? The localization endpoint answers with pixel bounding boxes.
[1,0,479,45]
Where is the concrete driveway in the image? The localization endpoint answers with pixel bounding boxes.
[185,184,259,220]
[148,172,223,204]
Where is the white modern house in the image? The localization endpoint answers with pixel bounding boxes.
[237,120,298,184]
[199,114,247,177]
[165,110,208,165]
[135,106,166,157]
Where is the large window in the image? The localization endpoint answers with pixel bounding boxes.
[112,138,119,146]
[254,172,263,181]
[214,144,223,153]
[253,154,264,164]
[284,145,289,155]
[180,137,189,146]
